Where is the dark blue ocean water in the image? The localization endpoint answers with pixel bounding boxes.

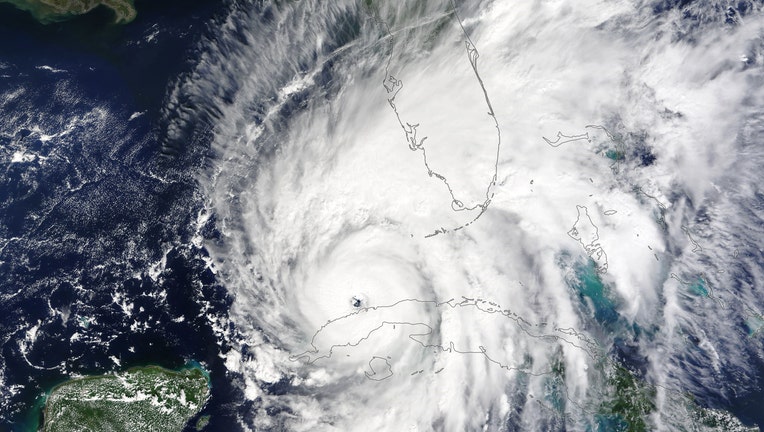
[0,2,248,430]
[2,1,764,431]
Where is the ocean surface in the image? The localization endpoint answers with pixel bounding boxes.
[0,1,245,430]
[2,1,764,431]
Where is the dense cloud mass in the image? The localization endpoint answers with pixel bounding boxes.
[165,0,764,430]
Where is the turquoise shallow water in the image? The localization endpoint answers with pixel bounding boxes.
[689,276,709,297]
[3,0,764,430]
[17,395,45,432]
[571,260,619,326]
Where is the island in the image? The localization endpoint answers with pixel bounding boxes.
[1,0,136,24]
[41,365,210,432]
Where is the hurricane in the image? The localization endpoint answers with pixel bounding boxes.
[163,0,764,430]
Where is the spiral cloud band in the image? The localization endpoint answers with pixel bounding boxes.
[165,0,764,430]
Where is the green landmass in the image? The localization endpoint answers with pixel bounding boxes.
[0,0,136,24]
[42,365,210,432]
[598,364,656,432]
[593,362,757,432]
[544,349,567,414]
[691,406,759,432]
[195,415,210,431]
